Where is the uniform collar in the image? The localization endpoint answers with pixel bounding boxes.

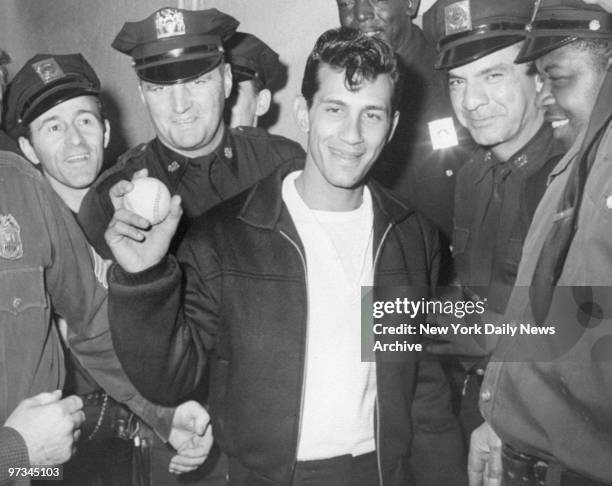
[154,125,239,176]
[473,122,564,184]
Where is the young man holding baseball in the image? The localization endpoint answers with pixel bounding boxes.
[104,27,461,486]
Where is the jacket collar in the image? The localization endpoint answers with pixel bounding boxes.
[238,162,415,233]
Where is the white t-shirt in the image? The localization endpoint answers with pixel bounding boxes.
[282,170,377,460]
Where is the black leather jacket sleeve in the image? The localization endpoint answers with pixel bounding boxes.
[108,232,220,405]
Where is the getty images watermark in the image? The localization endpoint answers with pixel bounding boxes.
[360,285,612,363]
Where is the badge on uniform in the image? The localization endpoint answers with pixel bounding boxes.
[0,214,23,260]
[224,146,233,159]
[32,58,65,84]
[428,117,459,150]
[445,0,472,36]
[155,8,186,39]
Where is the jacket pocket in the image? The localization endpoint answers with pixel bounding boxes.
[0,266,47,315]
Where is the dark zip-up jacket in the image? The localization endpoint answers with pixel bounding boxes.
[108,165,445,485]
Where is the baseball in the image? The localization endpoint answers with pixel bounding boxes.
[124,177,171,225]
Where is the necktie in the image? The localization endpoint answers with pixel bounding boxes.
[529,70,612,324]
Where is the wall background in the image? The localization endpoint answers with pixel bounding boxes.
[0,0,436,160]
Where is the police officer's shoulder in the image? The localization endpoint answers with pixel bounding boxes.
[231,126,305,157]
[0,150,45,183]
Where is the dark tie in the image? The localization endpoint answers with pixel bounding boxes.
[529,70,612,324]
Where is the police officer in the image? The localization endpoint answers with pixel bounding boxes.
[469,1,612,485]
[3,52,213,486]
[78,7,304,259]
[425,0,566,440]
[336,0,476,238]
[224,32,285,128]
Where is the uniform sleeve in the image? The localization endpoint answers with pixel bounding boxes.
[108,230,221,405]
[44,192,174,439]
[0,427,29,486]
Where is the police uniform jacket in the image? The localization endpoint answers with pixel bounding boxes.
[107,163,441,486]
[0,150,172,485]
[481,73,612,483]
[453,123,564,313]
[78,126,305,258]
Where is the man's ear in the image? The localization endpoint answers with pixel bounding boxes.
[223,63,233,99]
[387,110,400,142]
[137,82,146,105]
[407,0,420,17]
[293,95,310,133]
[18,136,40,166]
[255,89,272,117]
[103,119,111,149]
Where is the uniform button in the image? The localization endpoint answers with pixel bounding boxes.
[475,368,485,376]
[445,169,454,177]
[12,297,21,309]
[606,196,612,209]
[480,390,492,402]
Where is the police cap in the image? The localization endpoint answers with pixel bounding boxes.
[112,7,239,85]
[226,32,282,90]
[431,0,533,69]
[516,0,612,63]
[4,53,100,137]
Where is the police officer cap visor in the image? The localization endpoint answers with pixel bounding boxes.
[136,51,223,84]
[436,35,526,69]
[515,34,579,63]
[21,79,100,127]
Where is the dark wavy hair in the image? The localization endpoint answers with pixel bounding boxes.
[301,27,401,111]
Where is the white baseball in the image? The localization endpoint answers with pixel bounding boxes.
[124,177,171,225]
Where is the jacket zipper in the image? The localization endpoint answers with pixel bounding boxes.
[372,222,394,486]
[281,221,394,485]
[279,229,309,481]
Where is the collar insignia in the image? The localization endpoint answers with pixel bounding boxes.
[514,154,528,168]
[167,161,181,173]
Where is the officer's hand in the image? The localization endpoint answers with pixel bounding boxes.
[468,421,502,486]
[4,390,85,465]
[582,0,612,13]
[105,170,182,273]
[167,401,213,474]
